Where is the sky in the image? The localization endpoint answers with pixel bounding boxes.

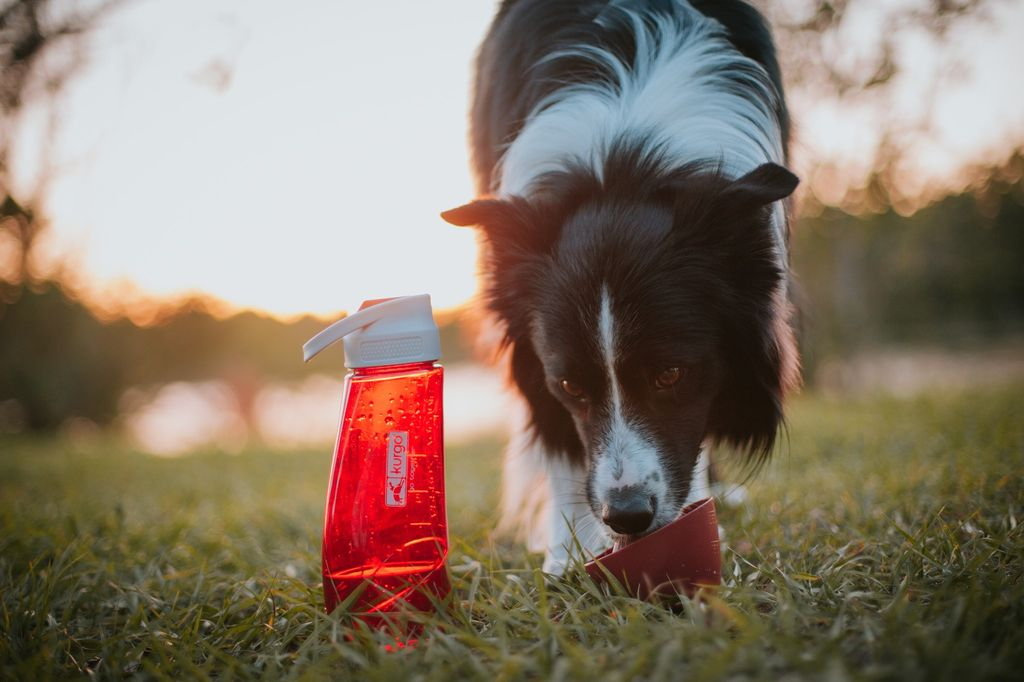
[10,0,1024,319]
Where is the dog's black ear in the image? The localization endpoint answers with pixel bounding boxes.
[675,163,799,470]
[440,199,514,228]
[442,198,555,360]
[725,162,799,209]
[441,197,555,258]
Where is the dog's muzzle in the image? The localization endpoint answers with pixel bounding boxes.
[600,484,657,536]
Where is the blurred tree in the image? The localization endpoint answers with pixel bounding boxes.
[793,150,1024,380]
[0,0,131,431]
[763,0,1009,211]
[0,282,129,429]
[773,0,993,95]
[0,0,122,298]
[0,281,480,433]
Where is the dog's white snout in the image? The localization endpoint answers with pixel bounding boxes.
[592,427,668,534]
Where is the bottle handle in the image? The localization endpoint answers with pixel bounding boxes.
[302,294,431,362]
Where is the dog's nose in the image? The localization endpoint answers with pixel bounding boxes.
[601,487,656,536]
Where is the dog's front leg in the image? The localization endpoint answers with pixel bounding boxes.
[543,457,611,575]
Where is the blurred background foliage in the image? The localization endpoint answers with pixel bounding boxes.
[794,155,1024,379]
[1,0,1022,435]
[0,285,477,431]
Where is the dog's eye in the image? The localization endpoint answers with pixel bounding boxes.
[655,367,683,389]
[560,379,586,400]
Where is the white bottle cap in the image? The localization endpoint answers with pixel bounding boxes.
[302,294,441,368]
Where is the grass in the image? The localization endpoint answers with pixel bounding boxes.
[1,384,1023,680]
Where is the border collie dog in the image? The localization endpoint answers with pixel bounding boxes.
[443,0,799,574]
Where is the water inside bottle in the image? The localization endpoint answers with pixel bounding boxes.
[325,559,449,613]
[322,362,449,615]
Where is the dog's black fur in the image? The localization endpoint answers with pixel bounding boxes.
[444,0,799,550]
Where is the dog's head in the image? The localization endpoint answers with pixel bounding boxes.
[443,158,799,544]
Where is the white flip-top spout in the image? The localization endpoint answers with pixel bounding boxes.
[303,294,440,368]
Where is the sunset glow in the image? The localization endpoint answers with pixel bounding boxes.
[10,0,1024,319]
[13,1,496,316]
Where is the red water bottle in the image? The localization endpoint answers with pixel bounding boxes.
[303,295,449,616]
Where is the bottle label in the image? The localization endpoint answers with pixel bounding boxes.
[385,431,409,507]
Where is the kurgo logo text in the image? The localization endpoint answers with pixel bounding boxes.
[385,431,408,507]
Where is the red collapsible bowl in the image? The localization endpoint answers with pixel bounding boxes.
[584,497,721,599]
